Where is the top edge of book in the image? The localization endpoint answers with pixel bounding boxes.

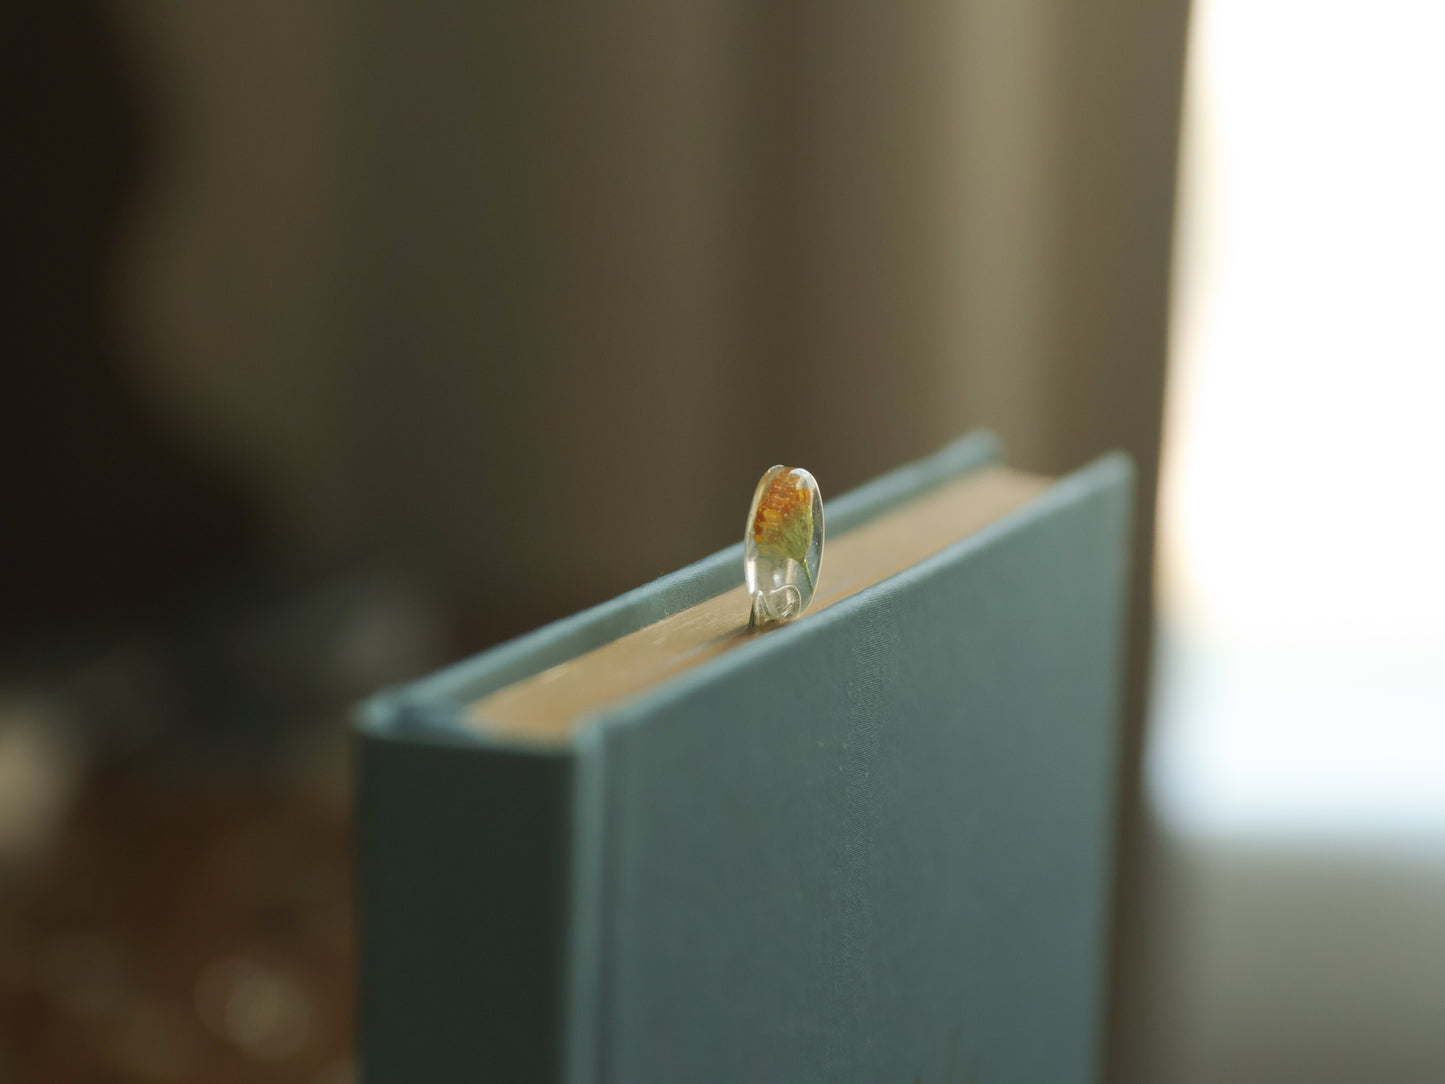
[356,432,1132,749]
[467,464,1051,743]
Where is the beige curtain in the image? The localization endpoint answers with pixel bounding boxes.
[114,2,1190,1073]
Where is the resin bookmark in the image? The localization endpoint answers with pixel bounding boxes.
[744,465,824,629]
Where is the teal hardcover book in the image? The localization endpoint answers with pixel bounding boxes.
[356,433,1133,1082]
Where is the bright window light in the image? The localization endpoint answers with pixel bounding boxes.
[1149,0,1445,841]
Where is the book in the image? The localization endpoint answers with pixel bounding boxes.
[356,432,1133,1083]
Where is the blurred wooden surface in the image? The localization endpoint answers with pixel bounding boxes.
[0,754,354,1084]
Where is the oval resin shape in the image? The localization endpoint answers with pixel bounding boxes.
[744,465,824,629]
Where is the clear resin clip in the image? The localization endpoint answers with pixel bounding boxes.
[744,465,824,630]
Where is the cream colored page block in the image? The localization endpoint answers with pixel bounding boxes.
[469,467,1050,743]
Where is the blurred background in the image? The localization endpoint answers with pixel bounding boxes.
[1,1,1440,1081]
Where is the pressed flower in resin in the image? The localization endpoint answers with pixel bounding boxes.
[744,465,824,628]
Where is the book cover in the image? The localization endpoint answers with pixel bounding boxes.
[356,433,1133,1082]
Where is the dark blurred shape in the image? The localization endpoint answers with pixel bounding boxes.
[0,4,261,653]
